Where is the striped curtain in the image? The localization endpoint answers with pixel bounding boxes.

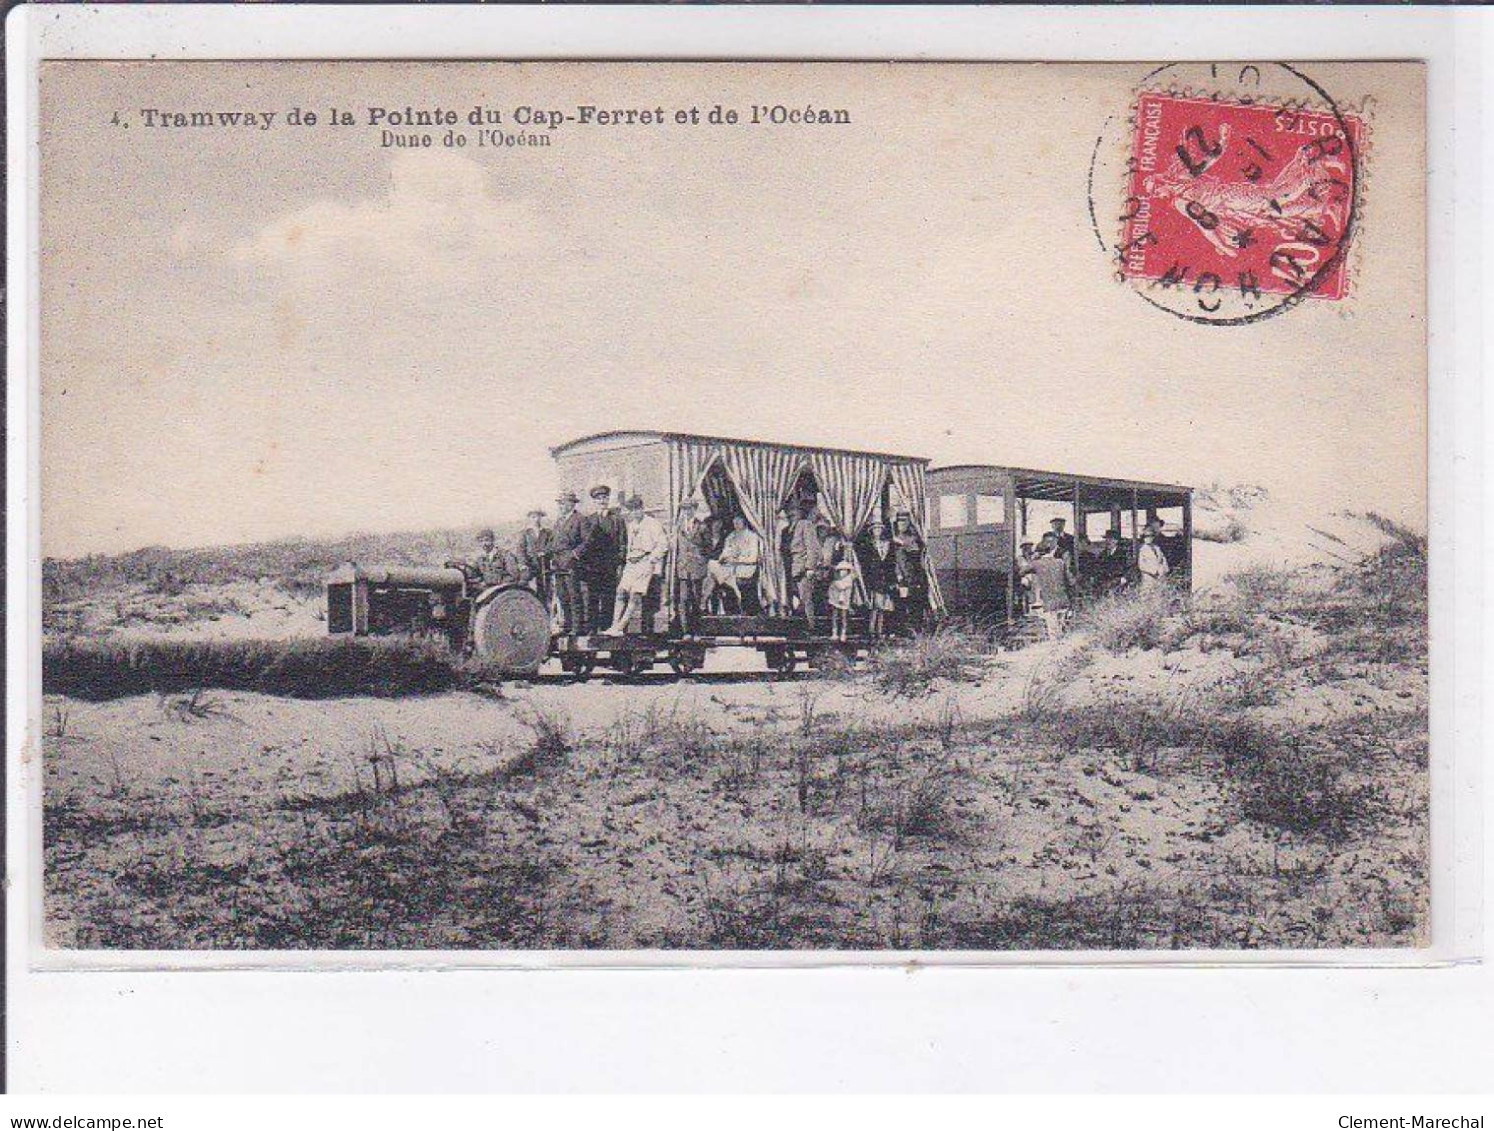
[887,462,947,615]
[666,439,724,619]
[723,445,805,613]
[809,453,890,605]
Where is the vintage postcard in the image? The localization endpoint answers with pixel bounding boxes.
[37,60,1427,954]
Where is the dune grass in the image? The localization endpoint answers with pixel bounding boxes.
[43,635,470,701]
[862,625,995,698]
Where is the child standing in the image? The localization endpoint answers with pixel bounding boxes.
[828,559,856,641]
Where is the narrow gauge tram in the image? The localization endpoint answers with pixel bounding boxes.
[325,431,947,678]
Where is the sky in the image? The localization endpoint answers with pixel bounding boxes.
[40,61,1426,558]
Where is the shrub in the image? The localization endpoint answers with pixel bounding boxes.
[1075,587,1185,654]
[865,626,990,698]
[511,705,573,776]
[1018,644,1092,720]
[1224,563,1304,611]
[1193,516,1248,545]
[932,885,1214,950]
[1210,719,1380,842]
[43,635,461,701]
[1357,512,1428,559]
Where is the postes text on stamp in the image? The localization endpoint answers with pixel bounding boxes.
[1119,91,1362,316]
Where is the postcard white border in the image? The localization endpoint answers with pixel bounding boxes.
[6,4,1489,1092]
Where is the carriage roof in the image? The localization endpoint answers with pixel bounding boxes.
[552,430,930,466]
[929,463,1191,510]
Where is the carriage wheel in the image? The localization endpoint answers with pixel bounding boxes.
[764,647,796,677]
[669,646,705,677]
[561,655,595,680]
[611,653,638,677]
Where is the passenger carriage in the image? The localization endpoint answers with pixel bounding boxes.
[925,464,1193,627]
[547,431,946,676]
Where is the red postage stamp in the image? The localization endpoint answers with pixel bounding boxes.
[1119,92,1363,307]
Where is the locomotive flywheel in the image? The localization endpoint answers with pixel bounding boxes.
[470,586,552,673]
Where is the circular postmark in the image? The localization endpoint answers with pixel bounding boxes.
[1087,62,1365,326]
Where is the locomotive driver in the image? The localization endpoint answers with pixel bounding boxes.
[471,528,523,588]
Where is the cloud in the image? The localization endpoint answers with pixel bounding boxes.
[230,151,547,271]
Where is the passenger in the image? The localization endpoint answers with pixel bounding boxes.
[892,511,928,633]
[1144,516,1182,571]
[857,518,896,638]
[578,484,626,635]
[604,495,668,636]
[776,503,797,616]
[518,508,552,602]
[1049,518,1076,563]
[1095,528,1130,593]
[1018,541,1037,614]
[828,559,856,642]
[671,496,713,637]
[705,513,763,615]
[816,515,845,626]
[1137,528,1172,592]
[1020,533,1075,640]
[548,491,587,634]
[789,503,823,632]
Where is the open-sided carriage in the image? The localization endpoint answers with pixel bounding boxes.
[926,464,1193,627]
[325,430,947,677]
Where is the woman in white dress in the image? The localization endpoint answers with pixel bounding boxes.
[605,495,668,635]
[703,514,763,613]
[1137,529,1172,593]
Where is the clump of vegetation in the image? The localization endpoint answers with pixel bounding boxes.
[1225,563,1306,611]
[1218,724,1382,842]
[1018,644,1093,720]
[1074,587,1185,654]
[511,705,574,777]
[931,884,1218,951]
[1193,515,1249,545]
[864,626,992,698]
[43,635,463,701]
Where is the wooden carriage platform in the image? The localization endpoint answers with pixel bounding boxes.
[550,614,876,678]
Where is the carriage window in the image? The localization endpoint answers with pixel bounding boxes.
[938,494,969,529]
[975,493,1005,526]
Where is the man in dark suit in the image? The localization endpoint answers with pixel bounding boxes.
[518,508,553,603]
[578,484,626,634]
[548,491,587,634]
[672,496,714,635]
[1049,518,1076,563]
[788,503,824,632]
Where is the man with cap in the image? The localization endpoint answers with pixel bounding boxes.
[1020,532,1076,640]
[578,484,627,634]
[518,507,553,603]
[1049,517,1076,564]
[471,528,524,588]
[548,490,587,633]
[672,496,713,636]
[1095,528,1129,593]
